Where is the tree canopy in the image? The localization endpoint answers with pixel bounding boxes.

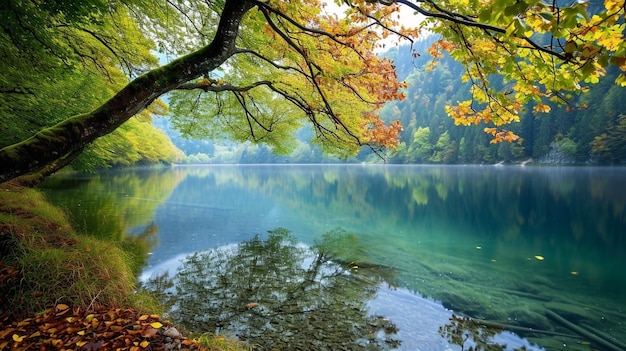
[1,0,625,182]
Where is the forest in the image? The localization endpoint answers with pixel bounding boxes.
[1,1,626,350]
[170,38,626,165]
[2,0,626,182]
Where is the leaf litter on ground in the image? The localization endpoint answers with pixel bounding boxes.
[0,304,207,351]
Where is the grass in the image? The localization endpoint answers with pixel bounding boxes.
[195,334,252,351]
[0,182,135,317]
[0,181,249,351]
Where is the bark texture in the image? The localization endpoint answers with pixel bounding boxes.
[0,0,254,183]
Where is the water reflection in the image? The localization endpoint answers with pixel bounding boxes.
[142,229,401,350]
[142,228,539,351]
[42,165,626,350]
[41,167,185,274]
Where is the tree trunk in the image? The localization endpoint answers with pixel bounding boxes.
[0,0,254,183]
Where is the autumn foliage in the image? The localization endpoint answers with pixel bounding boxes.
[414,0,626,142]
[0,304,206,351]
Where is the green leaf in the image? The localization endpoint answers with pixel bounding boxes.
[479,9,492,23]
[538,11,554,21]
[564,41,578,54]
[504,1,528,16]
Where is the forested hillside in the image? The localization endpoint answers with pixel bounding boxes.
[164,38,626,165]
[380,40,626,165]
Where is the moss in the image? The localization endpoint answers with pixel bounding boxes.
[0,181,249,350]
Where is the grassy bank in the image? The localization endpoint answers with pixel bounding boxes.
[0,181,249,351]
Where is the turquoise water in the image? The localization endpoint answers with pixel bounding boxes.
[42,165,626,350]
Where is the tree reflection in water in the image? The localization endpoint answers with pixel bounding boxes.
[142,228,400,350]
[439,315,529,351]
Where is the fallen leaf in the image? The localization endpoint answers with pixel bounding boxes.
[0,328,15,339]
[141,328,159,338]
[149,322,163,329]
[50,338,63,347]
[139,340,150,348]
[12,334,24,342]
[534,255,545,261]
[55,304,69,313]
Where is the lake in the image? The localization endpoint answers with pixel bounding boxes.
[42,164,626,351]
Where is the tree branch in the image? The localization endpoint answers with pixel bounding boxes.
[261,8,363,146]
[234,48,309,77]
[176,80,274,93]
[393,0,567,61]
[0,0,255,183]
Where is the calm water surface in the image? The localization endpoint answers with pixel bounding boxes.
[42,165,626,351]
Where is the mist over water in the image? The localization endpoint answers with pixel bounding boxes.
[43,165,626,350]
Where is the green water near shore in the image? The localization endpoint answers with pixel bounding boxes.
[43,165,626,350]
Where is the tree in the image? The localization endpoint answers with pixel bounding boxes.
[408,127,433,162]
[2,0,625,182]
[430,131,457,163]
[591,114,626,163]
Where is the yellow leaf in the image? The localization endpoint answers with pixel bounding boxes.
[140,340,150,348]
[534,255,545,261]
[78,330,86,335]
[12,334,25,342]
[605,0,623,11]
[150,322,163,329]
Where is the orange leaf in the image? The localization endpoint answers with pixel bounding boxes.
[141,328,159,338]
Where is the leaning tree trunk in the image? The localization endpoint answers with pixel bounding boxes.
[0,0,254,184]
[13,147,84,187]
